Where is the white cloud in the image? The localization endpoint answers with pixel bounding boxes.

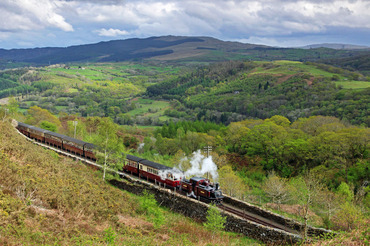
[96,28,129,37]
[0,0,73,32]
[0,0,369,48]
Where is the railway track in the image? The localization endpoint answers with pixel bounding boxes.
[16,127,299,235]
[218,204,298,234]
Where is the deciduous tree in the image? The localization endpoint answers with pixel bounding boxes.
[262,171,290,209]
[91,117,123,180]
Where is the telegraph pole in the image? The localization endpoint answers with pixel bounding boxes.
[204,145,212,158]
[204,146,212,179]
[73,121,78,138]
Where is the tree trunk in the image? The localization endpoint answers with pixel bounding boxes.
[103,149,107,180]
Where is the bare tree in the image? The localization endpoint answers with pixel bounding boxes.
[262,171,290,209]
[289,171,324,240]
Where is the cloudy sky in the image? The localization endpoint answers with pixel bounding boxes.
[0,0,369,49]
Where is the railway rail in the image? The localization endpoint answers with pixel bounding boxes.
[218,204,298,234]
[15,125,300,236]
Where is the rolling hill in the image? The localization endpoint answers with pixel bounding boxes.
[300,43,369,50]
[146,60,370,126]
[1,36,369,69]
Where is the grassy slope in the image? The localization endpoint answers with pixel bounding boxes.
[0,119,259,245]
[15,62,184,122]
[251,60,370,89]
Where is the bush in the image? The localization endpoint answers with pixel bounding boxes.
[204,204,226,234]
[138,190,165,229]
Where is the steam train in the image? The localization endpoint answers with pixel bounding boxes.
[15,121,224,203]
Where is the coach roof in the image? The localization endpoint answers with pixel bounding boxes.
[126,154,144,162]
[45,131,87,146]
[140,159,172,170]
[29,126,50,133]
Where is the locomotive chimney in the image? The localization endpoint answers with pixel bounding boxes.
[215,183,219,190]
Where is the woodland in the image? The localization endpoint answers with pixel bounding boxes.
[0,57,369,244]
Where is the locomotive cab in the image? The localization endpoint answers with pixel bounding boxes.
[180,177,223,203]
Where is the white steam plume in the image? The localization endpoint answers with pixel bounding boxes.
[180,150,219,181]
[137,143,145,152]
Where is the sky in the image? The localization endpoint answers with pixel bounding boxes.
[0,0,369,49]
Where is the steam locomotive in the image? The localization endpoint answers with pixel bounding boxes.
[15,121,224,203]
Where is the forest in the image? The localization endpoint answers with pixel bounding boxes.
[1,100,368,237]
[147,60,370,126]
[0,58,369,244]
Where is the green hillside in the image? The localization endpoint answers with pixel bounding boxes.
[0,120,257,245]
[147,60,370,126]
[1,60,369,127]
[0,62,185,125]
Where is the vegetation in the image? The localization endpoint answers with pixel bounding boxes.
[0,62,186,126]
[1,53,369,244]
[204,204,227,235]
[147,60,370,126]
[1,59,369,127]
[0,119,262,245]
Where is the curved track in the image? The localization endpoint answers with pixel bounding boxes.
[16,128,299,235]
[218,204,298,234]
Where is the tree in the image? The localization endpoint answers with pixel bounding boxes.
[337,182,354,202]
[219,165,247,199]
[289,172,324,240]
[266,115,291,127]
[224,122,250,154]
[316,187,341,228]
[1,97,19,122]
[262,171,290,209]
[25,106,61,127]
[92,117,123,180]
[67,119,86,139]
[39,120,57,132]
[334,202,363,231]
[204,204,226,236]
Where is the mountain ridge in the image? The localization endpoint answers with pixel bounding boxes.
[0,36,265,64]
[0,36,369,71]
[300,43,369,50]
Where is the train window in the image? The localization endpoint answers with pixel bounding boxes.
[140,165,142,170]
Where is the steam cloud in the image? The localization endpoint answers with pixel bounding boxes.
[179,150,219,181]
[137,143,145,152]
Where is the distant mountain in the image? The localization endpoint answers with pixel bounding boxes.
[300,43,369,50]
[0,36,369,68]
[0,36,266,64]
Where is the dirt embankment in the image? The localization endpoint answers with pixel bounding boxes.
[0,97,9,105]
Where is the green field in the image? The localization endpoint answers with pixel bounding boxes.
[128,99,171,119]
[335,80,370,89]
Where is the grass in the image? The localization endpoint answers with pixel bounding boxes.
[250,60,341,78]
[335,80,370,89]
[0,119,265,245]
[127,100,171,118]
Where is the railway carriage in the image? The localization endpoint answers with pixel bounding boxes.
[16,122,32,137]
[124,154,143,175]
[62,135,86,157]
[44,131,64,149]
[138,159,181,188]
[83,142,96,161]
[29,126,49,143]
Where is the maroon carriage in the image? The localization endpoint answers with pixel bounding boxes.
[16,122,32,137]
[83,142,96,162]
[61,134,86,157]
[29,125,49,143]
[124,154,143,175]
[44,131,64,149]
[138,159,182,188]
